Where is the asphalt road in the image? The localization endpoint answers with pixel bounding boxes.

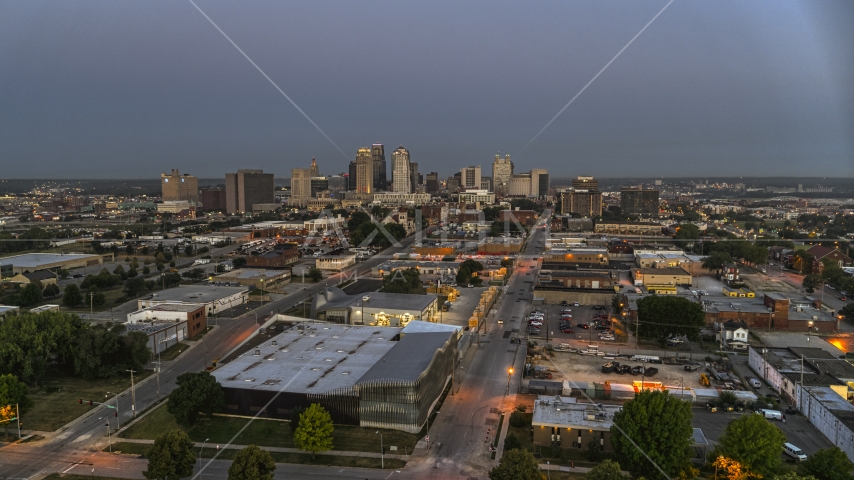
[0,232,424,480]
[401,212,549,479]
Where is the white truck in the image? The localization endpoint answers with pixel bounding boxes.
[193,259,211,266]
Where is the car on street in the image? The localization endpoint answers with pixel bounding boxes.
[577,323,589,329]
[561,328,574,334]
[573,302,580,307]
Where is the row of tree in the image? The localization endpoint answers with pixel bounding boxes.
[0,312,151,385]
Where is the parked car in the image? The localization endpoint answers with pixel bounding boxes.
[577,323,589,329]
[616,365,632,374]
[573,302,580,307]
[644,367,659,376]
[631,366,644,375]
[684,363,701,371]
[561,328,574,334]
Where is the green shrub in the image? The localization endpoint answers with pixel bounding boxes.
[509,411,529,428]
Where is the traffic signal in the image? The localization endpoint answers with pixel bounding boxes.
[114,411,117,417]
[89,400,93,406]
[79,399,82,404]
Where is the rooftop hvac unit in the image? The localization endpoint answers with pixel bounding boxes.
[254,349,261,356]
[271,340,277,346]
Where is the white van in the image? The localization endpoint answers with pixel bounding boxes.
[757,409,782,420]
[748,377,762,388]
[783,443,807,462]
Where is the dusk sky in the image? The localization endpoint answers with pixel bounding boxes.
[1,0,852,179]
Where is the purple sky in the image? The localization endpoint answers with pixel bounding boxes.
[1,0,852,179]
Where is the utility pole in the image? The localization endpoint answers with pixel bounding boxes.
[126,369,137,416]
[152,358,161,401]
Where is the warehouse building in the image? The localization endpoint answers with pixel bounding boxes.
[137,285,248,316]
[311,287,439,326]
[214,323,456,433]
[0,252,112,275]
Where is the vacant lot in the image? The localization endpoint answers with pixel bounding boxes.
[120,403,419,454]
[24,371,152,432]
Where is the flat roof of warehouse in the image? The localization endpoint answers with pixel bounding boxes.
[146,285,247,303]
[0,253,99,266]
[214,324,401,393]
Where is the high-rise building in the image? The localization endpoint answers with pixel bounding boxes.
[392,147,411,193]
[460,166,482,189]
[161,169,199,203]
[560,190,602,217]
[327,175,348,192]
[310,177,329,198]
[410,161,419,193]
[531,169,550,197]
[309,157,320,177]
[572,176,598,191]
[356,148,373,194]
[291,168,311,200]
[225,169,275,214]
[492,155,513,194]
[426,172,439,193]
[200,188,226,212]
[621,187,659,216]
[348,161,357,191]
[372,144,387,191]
[480,176,492,192]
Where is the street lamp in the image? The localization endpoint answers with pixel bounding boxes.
[106,391,120,429]
[808,320,814,343]
[199,437,209,477]
[506,367,514,395]
[376,431,384,469]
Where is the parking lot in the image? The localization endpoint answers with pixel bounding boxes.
[526,302,624,345]
[692,408,832,456]
[545,349,703,387]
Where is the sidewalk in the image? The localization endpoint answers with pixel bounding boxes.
[111,437,410,461]
[539,463,592,474]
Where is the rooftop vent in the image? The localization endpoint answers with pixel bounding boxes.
[244,378,255,382]
[271,340,277,346]
[254,349,261,356]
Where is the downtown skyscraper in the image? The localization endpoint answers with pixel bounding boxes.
[372,144,387,191]
[392,146,411,193]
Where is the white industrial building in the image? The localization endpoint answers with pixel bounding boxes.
[797,386,854,461]
[316,254,357,271]
[137,285,248,316]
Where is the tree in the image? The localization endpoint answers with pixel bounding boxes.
[113,264,128,281]
[841,304,854,324]
[702,251,734,273]
[347,211,371,231]
[228,445,276,480]
[19,283,43,306]
[586,459,627,480]
[62,284,84,308]
[713,456,761,480]
[306,267,323,283]
[73,325,150,379]
[143,266,151,275]
[0,312,84,386]
[184,245,194,257]
[503,433,521,451]
[674,223,700,248]
[43,283,60,298]
[293,403,334,457]
[0,374,33,412]
[167,371,225,426]
[155,252,167,264]
[127,267,138,278]
[143,429,196,480]
[636,296,705,341]
[611,390,694,480]
[803,274,823,294]
[487,448,543,480]
[714,414,786,476]
[382,268,423,294]
[124,277,147,297]
[798,447,854,480]
[232,257,247,269]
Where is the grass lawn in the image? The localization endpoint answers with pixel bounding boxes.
[120,403,419,454]
[24,371,153,432]
[108,442,405,469]
[157,342,189,361]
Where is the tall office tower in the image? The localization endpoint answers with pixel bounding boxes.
[410,161,419,193]
[492,154,513,194]
[530,169,550,196]
[310,177,329,198]
[200,188,227,212]
[480,176,492,191]
[371,144,387,191]
[225,169,275,214]
[327,175,348,192]
[356,148,373,194]
[426,172,439,193]
[572,176,598,191]
[161,169,199,203]
[621,187,660,216]
[460,166,482,189]
[391,147,411,193]
[309,157,320,177]
[560,190,603,217]
[348,161,357,191]
[291,168,311,200]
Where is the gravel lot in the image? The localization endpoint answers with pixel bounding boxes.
[544,349,706,388]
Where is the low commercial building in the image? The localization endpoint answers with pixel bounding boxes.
[9,269,58,286]
[631,267,691,287]
[29,304,60,314]
[796,386,854,461]
[501,209,538,226]
[373,261,457,278]
[0,252,112,274]
[126,303,207,344]
[214,323,456,433]
[477,237,523,255]
[245,248,299,268]
[635,253,693,270]
[537,271,616,290]
[214,269,290,289]
[305,215,346,233]
[316,254,357,271]
[748,346,853,408]
[371,193,432,205]
[543,248,609,266]
[125,319,194,356]
[0,305,20,318]
[137,285,248,316]
[532,395,621,452]
[311,287,439,326]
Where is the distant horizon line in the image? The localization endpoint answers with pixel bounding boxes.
[3,175,853,181]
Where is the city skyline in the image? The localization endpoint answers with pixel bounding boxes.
[1,1,852,178]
